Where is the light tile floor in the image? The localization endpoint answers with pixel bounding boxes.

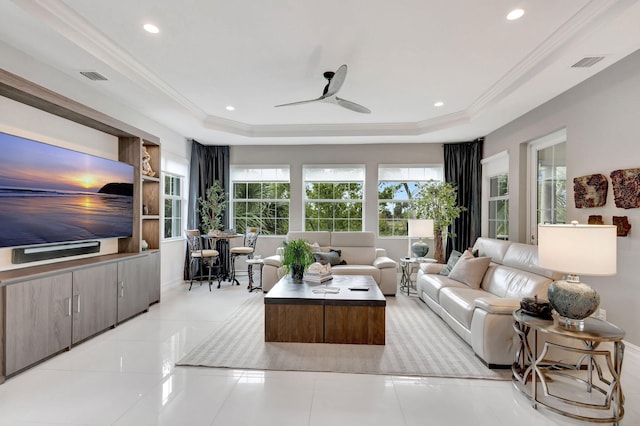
[0,277,637,425]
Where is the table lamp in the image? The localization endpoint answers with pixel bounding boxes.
[408,219,434,258]
[537,221,617,329]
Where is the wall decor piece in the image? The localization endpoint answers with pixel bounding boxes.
[588,215,604,225]
[573,174,608,208]
[613,216,631,237]
[610,168,640,209]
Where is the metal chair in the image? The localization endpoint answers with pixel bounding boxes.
[229,227,260,285]
[185,229,221,291]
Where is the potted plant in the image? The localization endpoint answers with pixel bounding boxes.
[281,239,315,283]
[413,181,465,263]
[198,180,227,234]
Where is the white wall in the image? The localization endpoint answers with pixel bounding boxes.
[484,49,640,345]
[231,143,444,262]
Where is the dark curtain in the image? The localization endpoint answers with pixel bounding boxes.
[184,141,230,279]
[443,138,483,260]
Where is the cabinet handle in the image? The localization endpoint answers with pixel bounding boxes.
[66,297,72,317]
[120,281,124,297]
[75,294,81,314]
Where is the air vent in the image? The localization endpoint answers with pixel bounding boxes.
[571,56,605,68]
[79,71,108,81]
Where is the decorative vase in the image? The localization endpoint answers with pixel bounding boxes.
[291,264,304,283]
[141,239,149,251]
[547,280,600,321]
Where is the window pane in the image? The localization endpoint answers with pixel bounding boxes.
[247,183,261,198]
[234,182,247,199]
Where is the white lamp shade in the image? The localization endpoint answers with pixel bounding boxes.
[408,219,434,238]
[538,223,616,276]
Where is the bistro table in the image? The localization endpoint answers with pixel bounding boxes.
[201,233,242,286]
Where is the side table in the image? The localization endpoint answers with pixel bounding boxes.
[399,257,435,296]
[246,258,264,292]
[512,309,625,424]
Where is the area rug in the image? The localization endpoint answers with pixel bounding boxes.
[176,292,510,380]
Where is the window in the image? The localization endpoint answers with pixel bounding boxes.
[529,129,566,244]
[304,165,365,232]
[231,166,290,235]
[482,152,509,240]
[488,174,509,240]
[163,173,183,239]
[378,165,444,236]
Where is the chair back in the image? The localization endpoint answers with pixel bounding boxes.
[244,227,260,249]
[185,229,204,255]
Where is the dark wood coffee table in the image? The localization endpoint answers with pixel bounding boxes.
[264,275,386,345]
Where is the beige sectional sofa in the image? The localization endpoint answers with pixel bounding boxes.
[262,231,398,295]
[416,237,562,367]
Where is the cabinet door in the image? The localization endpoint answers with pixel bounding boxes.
[72,263,118,344]
[147,251,161,304]
[117,257,149,323]
[5,273,73,375]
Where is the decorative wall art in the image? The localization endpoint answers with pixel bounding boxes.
[613,216,631,237]
[573,174,608,208]
[610,168,640,209]
[588,215,604,225]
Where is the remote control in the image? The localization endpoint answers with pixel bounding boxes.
[349,287,369,291]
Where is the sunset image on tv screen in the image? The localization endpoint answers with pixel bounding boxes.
[0,132,134,248]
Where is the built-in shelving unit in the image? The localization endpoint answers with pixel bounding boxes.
[0,68,163,383]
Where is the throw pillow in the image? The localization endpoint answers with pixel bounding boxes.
[439,250,463,276]
[313,251,341,266]
[448,250,491,289]
[330,249,347,265]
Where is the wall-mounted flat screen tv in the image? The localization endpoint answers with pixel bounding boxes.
[0,131,134,248]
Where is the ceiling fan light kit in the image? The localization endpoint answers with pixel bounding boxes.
[275,64,371,114]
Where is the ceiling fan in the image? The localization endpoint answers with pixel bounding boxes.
[275,64,371,114]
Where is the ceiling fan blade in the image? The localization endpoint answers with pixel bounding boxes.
[336,97,371,114]
[274,97,323,108]
[325,64,347,97]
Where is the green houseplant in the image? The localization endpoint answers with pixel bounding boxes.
[198,180,228,234]
[413,181,465,264]
[281,239,315,283]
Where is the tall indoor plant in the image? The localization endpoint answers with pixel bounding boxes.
[198,180,228,234]
[413,181,465,263]
[281,239,315,283]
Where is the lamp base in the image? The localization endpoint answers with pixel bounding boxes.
[547,279,600,326]
[555,316,587,331]
[411,240,429,258]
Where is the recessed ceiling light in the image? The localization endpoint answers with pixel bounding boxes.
[507,9,525,21]
[226,105,235,111]
[143,23,160,34]
[434,101,444,107]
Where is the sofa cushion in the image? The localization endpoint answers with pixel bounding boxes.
[287,231,331,247]
[439,250,463,276]
[481,264,552,299]
[419,274,468,303]
[439,287,488,329]
[421,263,446,274]
[263,254,282,267]
[334,246,376,265]
[448,251,491,289]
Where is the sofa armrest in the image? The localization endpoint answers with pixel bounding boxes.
[474,297,520,315]
[419,263,446,274]
[375,248,387,258]
[263,254,282,268]
[373,256,397,269]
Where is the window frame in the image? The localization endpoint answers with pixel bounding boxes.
[230,166,291,236]
[162,171,184,241]
[303,165,366,232]
[377,165,444,237]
